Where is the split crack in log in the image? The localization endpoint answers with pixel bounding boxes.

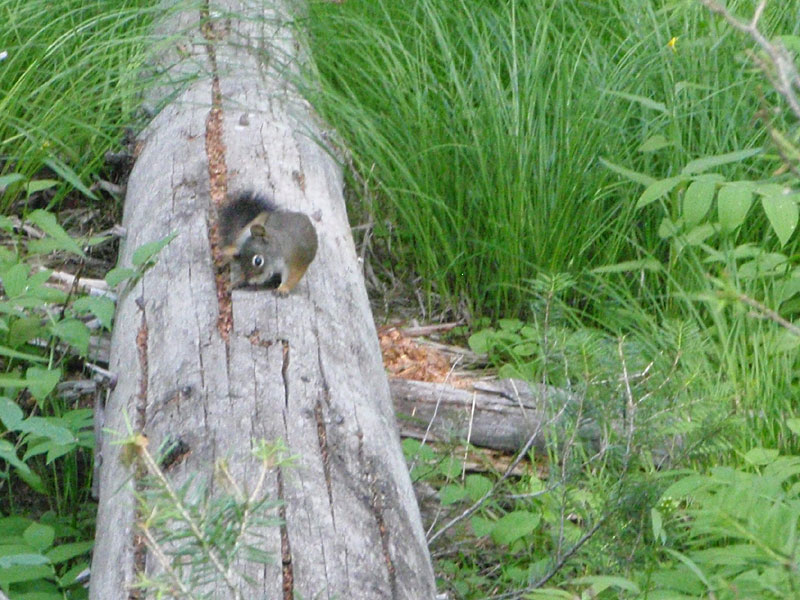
[314,343,335,515]
[130,297,149,598]
[200,1,233,341]
[276,468,293,600]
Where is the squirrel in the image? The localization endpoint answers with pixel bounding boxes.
[219,191,318,295]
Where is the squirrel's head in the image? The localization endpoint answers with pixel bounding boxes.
[233,224,285,288]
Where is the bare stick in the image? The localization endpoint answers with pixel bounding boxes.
[699,0,800,120]
[732,291,800,337]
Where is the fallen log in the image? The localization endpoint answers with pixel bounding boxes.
[89,2,435,598]
[390,377,596,452]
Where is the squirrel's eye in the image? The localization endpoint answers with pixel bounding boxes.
[252,255,264,268]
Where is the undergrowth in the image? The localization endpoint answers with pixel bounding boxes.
[0,1,183,596]
[304,0,800,319]
[307,0,800,598]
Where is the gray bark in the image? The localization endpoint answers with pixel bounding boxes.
[391,377,588,452]
[391,377,683,465]
[89,1,436,598]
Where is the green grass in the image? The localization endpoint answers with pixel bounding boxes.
[305,0,799,318]
[0,0,177,209]
[304,1,800,597]
[303,0,800,451]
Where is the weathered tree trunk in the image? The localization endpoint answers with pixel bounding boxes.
[391,377,588,452]
[391,377,683,465]
[89,1,436,598]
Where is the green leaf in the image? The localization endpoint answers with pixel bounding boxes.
[0,562,52,586]
[571,575,640,594]
[0,398,23,430]
[30,286,68,305]
[772,328,800,353]
[465,474,492,502]
[778,34,800,54]
[402,437,434,462]
[440,484,466,506]
[18,417,76,447]
[0,440,30,475]
[636,176,686,209]
[26,210,85,257]
[73,296,115,329]
[105,266,137,287]
[0,551,50,569]
[505,564,530,584]
[683,179,716,225]
[15,467,44,494]
[663,548,712,588]
[43,157,98,201]
[524,590,573,599]
[26,367,61,403]
[657,218,679,239]
[761,193,799,246]
[598,157,656,186]
[0,516,32,538]
[498,318,522,332]
[470,515,493,537]
[756,183,786,197]
[638,134,673,153]
[6,296,44,310]
[0,173,26,189]
[8,317,44,348]
[59,560,90,586]
[651,508,665,544]
[604,89,669,114]
[744,447,779,466]
[2,263,30,298]
[591,258,661,274]
[777,275,800,303]
[468,329,494,354]
[490,510,540,546]
[498,363,527,380]
[0,374,32,390]
[27,238,78,257]
[28,268,51,290]
[44,541,93,565]
[25,179,59,195]
[681,148,761,175]
[787,418,800,436]
[718,183,753,232]
[513,341,537,357]
[23,523,54,552]
[131,231,178,267]
[438,455,462,480]
[45,443,76,463]
[661,473,707,499]
[685,223,715,246]
[739,252,789,278]
[49,319,90,355]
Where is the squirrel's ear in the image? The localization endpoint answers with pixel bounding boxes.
[220,245,238,263]
[250,223,267,238]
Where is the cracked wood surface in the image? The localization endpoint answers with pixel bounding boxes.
[89,1,436,598]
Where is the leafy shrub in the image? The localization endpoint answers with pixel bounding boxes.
[0,181,133,599]
[648,450,800,599]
